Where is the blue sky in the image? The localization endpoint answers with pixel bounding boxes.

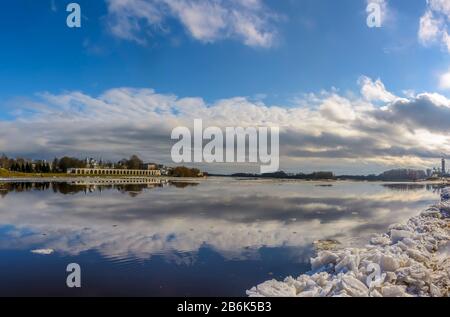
[0,0,446,104]
[1,0,450,174]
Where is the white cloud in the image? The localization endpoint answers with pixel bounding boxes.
[418,0,450,52]
[428,0,450,16]
[358,76,397,103]
[1,77,450,174]
[442,29,450,51]
[319,94,356,122]
[439,69,450,90]
[419,10,442,44]
[105,0,278,48]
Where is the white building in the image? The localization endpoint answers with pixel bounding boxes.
[67,168,161,177]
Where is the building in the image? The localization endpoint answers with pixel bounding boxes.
[67,168,161,177]
[379,169,427,181]
[86,158,98,169]
[442,158,446,176]
[143,163,158,170]
[159,166,173,176]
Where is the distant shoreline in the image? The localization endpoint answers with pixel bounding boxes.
[0,176,205,182]
[1,168,449,184]
[0,175,449,186]
[210,174,450,184]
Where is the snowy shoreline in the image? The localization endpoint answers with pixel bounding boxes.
[247,188,450,297]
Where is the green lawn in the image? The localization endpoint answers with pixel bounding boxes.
[0,168,69,178]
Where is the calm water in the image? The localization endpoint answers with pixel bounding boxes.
[0,178,442,296]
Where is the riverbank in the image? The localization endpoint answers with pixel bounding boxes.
[247,188,450,297]
[0,176,205,184]
[0,168,205,182]
[0,168,69,178]
[215,174,450,185]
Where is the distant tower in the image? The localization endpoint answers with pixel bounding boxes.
[442,158,446,176]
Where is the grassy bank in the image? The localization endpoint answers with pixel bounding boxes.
[0,168,170,179]
[0,168,70,178]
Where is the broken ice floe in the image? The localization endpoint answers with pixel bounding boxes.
[247,188,450,297]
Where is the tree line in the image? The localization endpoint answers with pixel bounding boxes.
[170,166,202,178]
[0,154,149,173]
[1,154,204,177]
[0,154,83,173]
[9,161,52,173]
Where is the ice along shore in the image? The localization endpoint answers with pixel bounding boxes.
[247,188,450,297]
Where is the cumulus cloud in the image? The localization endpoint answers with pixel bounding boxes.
[419,10,442,44]
[439,69,450,90]
[374,92,450,133]
[105,0,278,48]
[358,76,397,103]
[418,0,450,52]
[1,76,449,174]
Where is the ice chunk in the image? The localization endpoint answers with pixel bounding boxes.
[247,193,450,297]
[246,279,297,297]
[339,275,369,297]
[390,229,413,243]
[381,285,410,297]
[380,255,400,272]
[311,251,339,270]
[370,235,391,246]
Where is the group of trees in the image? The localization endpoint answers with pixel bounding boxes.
[169,166,202,177]
[230,171,335,180]
[53,157,86,173]
[122,155,144,170]
[10,162,52,173]
[0,154,153,174]
[230,169,432,181]
[1,154,88,174]
[1,154,56,174]
[1,154,206,177]
[0,154,14,170]
[377,169,427,181]
[339,169,428,181]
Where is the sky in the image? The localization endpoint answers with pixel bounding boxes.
[1,0,450,174]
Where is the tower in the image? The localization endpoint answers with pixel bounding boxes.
[442,158,446,176]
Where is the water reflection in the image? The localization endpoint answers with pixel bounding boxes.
[0,180,198,197]
[0,179,441,258]
[381,183,442,192]
[0,178,443,296]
